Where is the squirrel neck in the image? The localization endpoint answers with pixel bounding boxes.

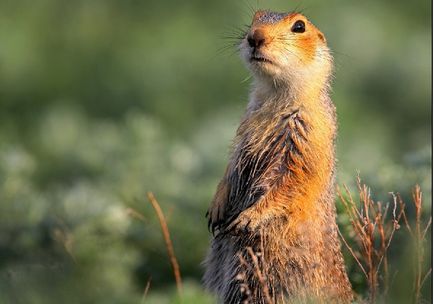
[247,73,331,115]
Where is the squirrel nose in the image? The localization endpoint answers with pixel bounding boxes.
[247,29,266,48]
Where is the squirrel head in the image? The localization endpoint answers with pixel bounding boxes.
[240,11,333,91]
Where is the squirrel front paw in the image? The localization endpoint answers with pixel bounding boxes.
[226,209,263,235]
[225,207,285,236]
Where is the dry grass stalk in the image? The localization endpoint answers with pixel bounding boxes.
[246,247,273,304]
[141,277,152,304]
[399,185,432,304]
[237,253,254,303]
[337,177,404,303]
[237,249,273,304]
[147,192,183,298]
[236,234,273,304]
[126,207,147,223]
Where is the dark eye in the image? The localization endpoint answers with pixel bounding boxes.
[291,20,305,33]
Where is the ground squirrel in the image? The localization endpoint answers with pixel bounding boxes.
[203,10,353,303]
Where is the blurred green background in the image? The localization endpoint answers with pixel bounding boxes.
[0,0,431,303]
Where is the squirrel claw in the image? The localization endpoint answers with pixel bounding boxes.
[226,213,258,235]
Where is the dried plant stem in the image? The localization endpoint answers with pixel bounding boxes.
[338,178,403,304]
[337,228,368,279]
[126,207,147,223]
[339,180,433,303]
[410,186,432,304]
[237,253,253,302]
[141,277,152,304]
[147,192,183,297]
[246,247,273,304]
[236,236,272,304]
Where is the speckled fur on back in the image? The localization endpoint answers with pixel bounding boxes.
[203,10,353,303]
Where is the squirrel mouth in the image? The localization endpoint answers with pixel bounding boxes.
[250,54,273,64]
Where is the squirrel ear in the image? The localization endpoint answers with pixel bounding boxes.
[317,32,326,43]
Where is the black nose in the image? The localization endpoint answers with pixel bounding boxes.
[247,29,266,48]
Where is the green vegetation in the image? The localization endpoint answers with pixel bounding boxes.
[0,0,430,303]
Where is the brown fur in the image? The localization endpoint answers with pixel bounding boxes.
[204,10,353,303]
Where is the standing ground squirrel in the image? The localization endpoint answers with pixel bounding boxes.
[203,10,353,303]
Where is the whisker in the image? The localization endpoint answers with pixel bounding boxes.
[241,75,253,83]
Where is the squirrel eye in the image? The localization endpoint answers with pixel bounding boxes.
[291,20,305,33]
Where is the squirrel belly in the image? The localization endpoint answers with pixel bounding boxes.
[203,10,353,303]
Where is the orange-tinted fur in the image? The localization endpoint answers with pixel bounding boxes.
[204,10,353,303]
[209,12,334,238]
[249,13,321,64]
